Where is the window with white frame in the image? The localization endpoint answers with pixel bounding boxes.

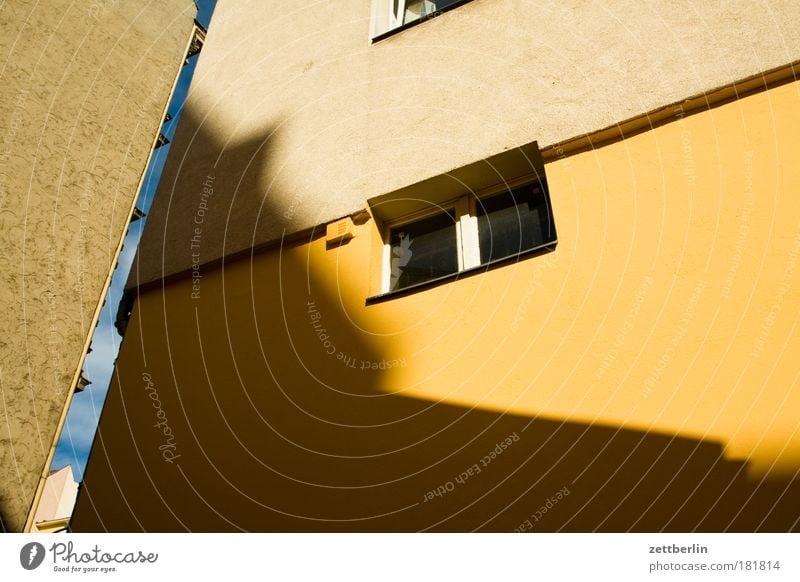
[371,0,467,39]
[381,181,556,293]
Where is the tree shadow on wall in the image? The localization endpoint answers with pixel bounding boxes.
[71,108,800,532]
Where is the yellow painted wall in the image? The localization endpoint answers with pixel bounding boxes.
[369,79,800,478]
[73,80,800,532]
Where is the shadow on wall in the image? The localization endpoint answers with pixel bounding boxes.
[71,108,800,532]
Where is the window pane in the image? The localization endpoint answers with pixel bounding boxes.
[390,210,458,291]
[403,0,461,25]
[476,184,556,264]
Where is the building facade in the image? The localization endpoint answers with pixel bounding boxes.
[30,465,79,533]
[0,0,197,531]
[74,0,800,531]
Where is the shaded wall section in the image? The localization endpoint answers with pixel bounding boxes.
[74,80,800,531]
[0,0,196,531]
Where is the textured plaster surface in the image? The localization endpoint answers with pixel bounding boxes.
[0,0,195,531]
[133,0,800,285]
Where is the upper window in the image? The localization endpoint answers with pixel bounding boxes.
[371,0,467,40]
[381,182,556,293]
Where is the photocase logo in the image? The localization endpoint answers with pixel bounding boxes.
[20,542,46,570]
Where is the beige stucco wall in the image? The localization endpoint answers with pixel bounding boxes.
[0,0,195,532]
[134,0,800,285]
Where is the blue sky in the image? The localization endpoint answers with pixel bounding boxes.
[52,0,217,482]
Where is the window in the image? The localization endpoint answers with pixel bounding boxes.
[389,209,459,291]
[371,0,468,39]
[476,187,553,264]
[380,182,556,293]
